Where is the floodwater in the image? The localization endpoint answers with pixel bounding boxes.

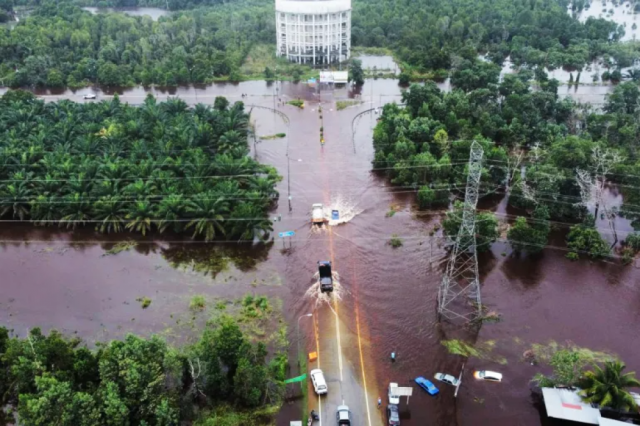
[573,0,639,41]
[356,54,400,75]
[82,6,170,20]
[2,76,640,425]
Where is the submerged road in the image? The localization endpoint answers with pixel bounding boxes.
[285,91,380,426]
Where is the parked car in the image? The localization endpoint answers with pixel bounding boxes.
[318,261,333,293]
[83,94,96,99]
[388,382,400,404]
[336,405,352,425]
[310,369,328,395]
[386,404,400,426]
[434,372,460,387]
[312,203,325,224]
[473,370,503,382]
[415,376,439,395]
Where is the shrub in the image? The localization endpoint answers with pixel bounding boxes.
[287,99,304,108]
[624,232,640,251]
[190,295,206,312]
[389,234,403,248]
[137,297,151,309]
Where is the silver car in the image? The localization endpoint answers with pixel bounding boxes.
[336,405,351,425]
[434,372,460,386]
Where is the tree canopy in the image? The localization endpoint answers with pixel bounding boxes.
[351,0,626,74]
[0,1,275,87]
[0,316,286,425]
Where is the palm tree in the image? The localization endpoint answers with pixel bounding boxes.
[29,195,59,226]
[186,192,228,241]
[156,194,186,233]
[228,202,273,242]
[125,200,154,236]
[624,69,640,82]
[579,361,640,411]
[60,193,92,230]
[94,196,127,233]
[0,179,32,220]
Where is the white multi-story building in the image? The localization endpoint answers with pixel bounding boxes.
[275,0,351,65]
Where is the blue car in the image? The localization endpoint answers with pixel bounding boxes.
[415,376,439,396]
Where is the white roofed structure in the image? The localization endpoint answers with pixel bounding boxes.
[542,388,640,425]
[275,0,351,65]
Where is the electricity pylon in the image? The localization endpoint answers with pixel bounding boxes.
[438,141,484,323]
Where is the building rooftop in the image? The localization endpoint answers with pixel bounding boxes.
[542,388,640,425]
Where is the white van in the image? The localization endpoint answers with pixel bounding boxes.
[310,369,327,395]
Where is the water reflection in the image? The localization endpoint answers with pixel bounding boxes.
[82,7,170,20]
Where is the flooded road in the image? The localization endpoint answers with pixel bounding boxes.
[1,77,640,426]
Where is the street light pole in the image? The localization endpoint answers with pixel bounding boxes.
[297,313,313,373]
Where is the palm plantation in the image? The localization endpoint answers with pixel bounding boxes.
[0,91,280,241]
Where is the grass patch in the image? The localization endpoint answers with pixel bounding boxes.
[352,46,395,56]
[336,100,362,110]
[528,341,617,365]
[240,294,271,320]
[287,99,304,108]
[260,133,286,140]
[441,339,508,364]
[240,44,316,81]
[194,403,281,426]
[189,295,207,312]
[389,234,403,248]
[136,297,151,309]
[103,241,137,256]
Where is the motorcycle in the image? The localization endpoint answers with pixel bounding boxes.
[307,410,320,425]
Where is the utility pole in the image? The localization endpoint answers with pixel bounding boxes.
[437,141,484,324]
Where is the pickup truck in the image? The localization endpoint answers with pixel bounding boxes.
[318,261,333,293]
[311,203,325,224]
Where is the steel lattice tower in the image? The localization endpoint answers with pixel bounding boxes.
[438,141,484,323]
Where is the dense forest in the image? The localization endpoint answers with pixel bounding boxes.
[2,0,638,87]
[0,90,280,241]
[353,0,634,75]
[373,75,640,259]
[0,314,287,425]
[0,1,275,87]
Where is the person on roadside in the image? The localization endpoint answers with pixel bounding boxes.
[377,397,382,408]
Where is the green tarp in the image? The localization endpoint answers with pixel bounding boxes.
[284,373,307,384]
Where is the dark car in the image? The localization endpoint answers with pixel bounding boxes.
[387,404,400,426]
[318,261,333,293]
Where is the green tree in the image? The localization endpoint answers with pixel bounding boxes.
[97,62,123,86]
[18,376,100,426]
[442,201,499,252]
[532,350,587,388]
[507,206,550,254]
[566,222,609,259]
[348,59,364,86]
[46,69,65,88]
[579,361,640,411]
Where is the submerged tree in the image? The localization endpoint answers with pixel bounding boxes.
[348,59,365,86]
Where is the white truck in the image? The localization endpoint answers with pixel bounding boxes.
[388,382,400,405]
[311,203,325,224]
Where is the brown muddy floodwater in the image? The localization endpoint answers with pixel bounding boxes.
[1,78,639,426]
